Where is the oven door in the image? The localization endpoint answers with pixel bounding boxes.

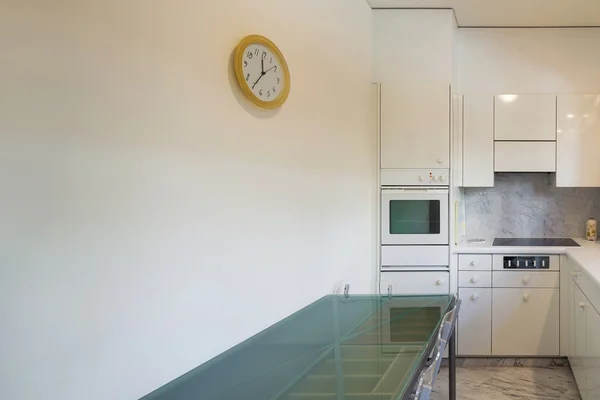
[380,297,447,347]
[381,187,449,245]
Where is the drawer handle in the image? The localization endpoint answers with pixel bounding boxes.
[470,276,478,284]
[470,261,477,266]
[470,294,479,301]
[523,276,530,284]
[437,158,443,164]
[579,302,586,309]
[523,293,529,302]
[436,279,444,286]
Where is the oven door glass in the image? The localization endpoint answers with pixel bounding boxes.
[389,200,441,235]
[389,307,441,343]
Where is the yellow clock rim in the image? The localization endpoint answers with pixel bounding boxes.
[234,34,291,110]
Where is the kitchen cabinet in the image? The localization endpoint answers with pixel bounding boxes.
[494,94,557,141]
[492,288,560,356]
[462,95,494,187]
[573,285,588,397]
[380,271,449,295]
[373,10,454,170]
[458,288,492,355]
[556,95,600,187]
[587,303,600,400]
[494,141,556,172]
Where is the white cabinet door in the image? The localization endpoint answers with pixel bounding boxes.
[373,10,453,170]
[492,288,559,356]
[495,94,557,141]
[380,271,449,295]
[573,285,588,398]
[494,141,556,172]
[458,288,491,356]
[557,95,600,187]
[587,304,600,400]
[463,95,494,187]
[380,86,450,169]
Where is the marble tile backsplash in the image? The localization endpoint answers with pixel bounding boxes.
[465,173,600,239]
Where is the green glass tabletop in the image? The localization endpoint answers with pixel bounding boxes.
[141,294,455,400]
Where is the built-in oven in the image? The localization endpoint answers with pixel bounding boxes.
[381,187,449,245]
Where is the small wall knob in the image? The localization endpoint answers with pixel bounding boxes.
[523,293,529,302]
[471,294,479,301]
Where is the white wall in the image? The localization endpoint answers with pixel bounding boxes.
[0,1,375,399]
[458,28,600,94]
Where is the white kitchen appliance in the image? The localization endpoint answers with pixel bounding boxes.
[381,186,449,245]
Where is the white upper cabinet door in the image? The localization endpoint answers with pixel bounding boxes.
[556,95,600,187]
[463,95,494,187]
[494,95,557,141]
[374,10,454,169]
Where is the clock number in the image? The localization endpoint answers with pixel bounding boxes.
[259,89,263,96]
[243,60,248,67]
[274,66,278,72]
[247,51,253,59]
[262,51,267,59]
[255,48,259,56]
[246,73,250,81]
[277,77,280,84]
[272,87,276,93]
[267,90,271,98]
[270,57,273,64]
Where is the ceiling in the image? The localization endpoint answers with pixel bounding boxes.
[366,0,600,27]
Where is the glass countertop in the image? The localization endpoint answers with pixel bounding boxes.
[141,294,455,400]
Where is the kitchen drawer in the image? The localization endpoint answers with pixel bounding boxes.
[381,246,449,267]
[458,254,492,270]
[380,271,449,295]
[494,141,556,172]
[572,268,600,315]
[458,271,492,288]
[493,271,559,288]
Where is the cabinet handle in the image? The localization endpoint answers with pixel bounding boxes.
[572,271,581,279]
[436,158,443,164]
[470,276,478,284]
[523,293,529,302]
[436,279,444,286]
[579,302,586,309]
[470,261,476,266]
[470,294,479,301]
[523,276,530,284]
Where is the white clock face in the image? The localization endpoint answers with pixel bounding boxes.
[241,44,285,102]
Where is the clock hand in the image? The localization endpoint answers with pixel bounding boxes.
[261,58,264,74]
[264,65,277,73]
[252,71,266,89]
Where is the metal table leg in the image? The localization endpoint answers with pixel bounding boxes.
[449,327,456,400]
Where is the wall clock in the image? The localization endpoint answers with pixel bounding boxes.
[233,35,291,109]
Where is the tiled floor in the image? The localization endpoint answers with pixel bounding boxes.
[430,366,581,399]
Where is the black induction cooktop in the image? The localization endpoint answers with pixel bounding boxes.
[492,238,580,247]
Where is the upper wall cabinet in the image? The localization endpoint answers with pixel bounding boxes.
[494,94,557,141]
[557,95,600,187]
[374,10,455,170]
[463,95,494,187]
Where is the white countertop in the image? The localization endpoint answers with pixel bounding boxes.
[454,237,600,289]
[453,237,589,254]
[566,241,600,290]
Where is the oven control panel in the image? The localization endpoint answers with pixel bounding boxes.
[503,256,550,269]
